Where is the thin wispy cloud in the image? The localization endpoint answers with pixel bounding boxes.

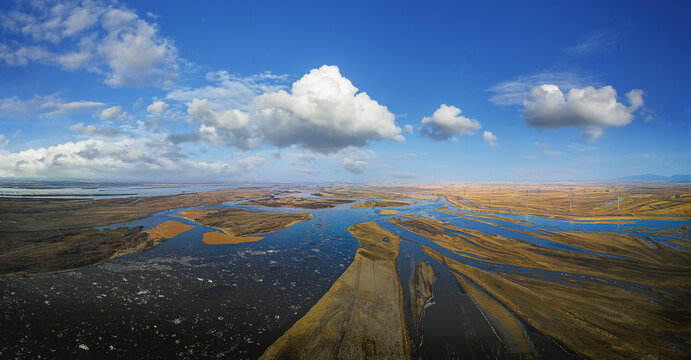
[393,153,416,160]
[0,95,105,119]
[565,31,619,55]
[488,71,598,106]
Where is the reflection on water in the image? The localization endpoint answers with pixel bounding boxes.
[0,191,687,358]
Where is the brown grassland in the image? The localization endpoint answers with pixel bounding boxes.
[0,188,273,275]
[244,195,353,209]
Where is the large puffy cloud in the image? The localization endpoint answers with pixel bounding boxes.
[0,138,264,180]
[254,65,404,153]
[0,0,178,87]
[419,104,481,140]
[523,84,643,140]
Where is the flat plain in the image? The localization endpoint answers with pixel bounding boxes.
[0,183,689,359]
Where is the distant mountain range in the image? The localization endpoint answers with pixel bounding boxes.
[613,174,691,182]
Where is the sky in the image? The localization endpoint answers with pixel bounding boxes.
[0,0,689,183]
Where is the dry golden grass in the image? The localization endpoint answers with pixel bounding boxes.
[143,220,195,241]
[435,183,691,219]
[350,200,412,209]
[201,231,262,245]
[175,208,312,238]
[261,222,410,360]
[393,213,690,359]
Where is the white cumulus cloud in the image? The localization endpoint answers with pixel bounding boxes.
[146,100,168,115]
[169,98,258,149]
[523,84,643,141]
[419,104,481,140]
[0,0,179,87]
[100,105,124,119]
[0,138,263,180]
[488,71,597,106]
[254,65,404,153]
[482,131,498,147]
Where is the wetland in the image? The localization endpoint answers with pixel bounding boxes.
[1,183,689,359]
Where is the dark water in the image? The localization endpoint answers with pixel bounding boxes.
[0,192,687,359]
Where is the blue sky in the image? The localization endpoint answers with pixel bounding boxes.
[0,0,689,182]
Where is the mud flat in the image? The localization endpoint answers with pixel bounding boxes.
[175,208,312,244]
[245,196,353,209]
[260,222,410,360]
[350,200,412,209]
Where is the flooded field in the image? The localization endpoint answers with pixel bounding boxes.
[1,188,689,359]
